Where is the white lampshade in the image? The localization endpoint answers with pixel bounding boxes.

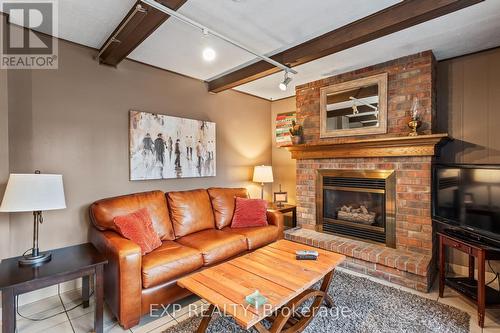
[0,174,66,212]
[253,165,274,183]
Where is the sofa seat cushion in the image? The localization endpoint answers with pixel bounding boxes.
[176,229,247,266]
[141,241,203,288]
[223,225,279,250]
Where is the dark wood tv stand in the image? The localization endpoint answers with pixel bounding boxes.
[438,231,500,328]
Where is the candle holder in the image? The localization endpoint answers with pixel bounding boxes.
[408,119,422,136]
[408,97,422,136]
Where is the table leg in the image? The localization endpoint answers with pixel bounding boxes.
[197,304,215,333]
[439,235,445,298]
[82,275,90,308]
[292,208,297,228]
[94,265,104,333]
[469,255,475,280]
[2,288,15,333]
[266,269,335,333]
[320,269,334,308]
[478,251,486,328]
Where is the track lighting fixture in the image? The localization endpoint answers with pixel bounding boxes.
[141,0,298,77]
[279,71,292,91]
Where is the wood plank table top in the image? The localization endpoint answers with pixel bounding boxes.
[177,240,345,330]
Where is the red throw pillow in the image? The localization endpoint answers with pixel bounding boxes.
[230,197,268,228]
[113,208,162,255]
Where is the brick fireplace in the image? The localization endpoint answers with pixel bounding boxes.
[284,51,450,292]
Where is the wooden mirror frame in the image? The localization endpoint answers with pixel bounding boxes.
[320,73,388,138]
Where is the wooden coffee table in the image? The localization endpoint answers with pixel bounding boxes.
[177,240,345,333]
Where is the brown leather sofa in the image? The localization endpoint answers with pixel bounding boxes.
[89,187,283,329]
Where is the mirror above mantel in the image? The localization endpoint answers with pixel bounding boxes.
[320,73,388,138]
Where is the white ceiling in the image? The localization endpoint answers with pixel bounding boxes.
[1,0,137,48]
[235,0,500,100]
[3,0,500,100]
[128,0,400,80]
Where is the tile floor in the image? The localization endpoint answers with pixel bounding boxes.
[4,267,500,332]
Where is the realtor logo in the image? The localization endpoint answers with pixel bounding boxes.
[1,0,58,69]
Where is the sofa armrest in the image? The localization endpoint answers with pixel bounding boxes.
[89,227,142,329]
[267,210,284,239]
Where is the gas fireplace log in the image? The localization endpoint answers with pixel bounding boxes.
[338,205,376,224]
[337,211,375,224]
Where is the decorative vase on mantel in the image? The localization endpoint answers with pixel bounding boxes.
[291,135,302,145]
[289,120,303,145]
[408,97,422,136]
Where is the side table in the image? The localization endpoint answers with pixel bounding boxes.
[0,243,107,333]
[438,231,500,328]
[268,203,297,229]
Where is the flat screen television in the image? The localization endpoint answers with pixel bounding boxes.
[433,164,500,243]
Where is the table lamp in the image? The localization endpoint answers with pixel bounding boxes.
[253,165,273,200]
[0,171,66,266]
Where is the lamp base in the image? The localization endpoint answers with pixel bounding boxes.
[18,252,52,266]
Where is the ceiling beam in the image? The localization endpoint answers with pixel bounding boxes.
[98,0,187,66]
[207,0,484,93]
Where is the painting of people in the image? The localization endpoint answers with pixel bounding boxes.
[129,110,216,180]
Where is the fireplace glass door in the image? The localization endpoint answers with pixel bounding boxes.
[324,189,385,229]
[318,170,396,247]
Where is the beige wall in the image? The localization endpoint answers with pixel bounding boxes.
[270,97,296,204]
[3,39,271,259]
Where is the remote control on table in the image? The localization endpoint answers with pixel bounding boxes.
[295,250,319,260]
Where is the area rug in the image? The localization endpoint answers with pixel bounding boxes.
[163,270,469,333]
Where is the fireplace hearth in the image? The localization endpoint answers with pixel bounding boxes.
[317,170,396,247]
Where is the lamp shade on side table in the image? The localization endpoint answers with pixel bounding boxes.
[253,165,273,200]
[0,173,66,266]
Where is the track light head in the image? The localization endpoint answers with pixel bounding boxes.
[279,71,292,91]
[202,47,216,62]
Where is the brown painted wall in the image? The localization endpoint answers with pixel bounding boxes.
[0,18,9,260]
[271,97,296,204]
[0,67,9,259]
[437,47,500,164]
[3,39,271,259]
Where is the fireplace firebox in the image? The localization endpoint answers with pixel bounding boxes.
[317,170,396,247]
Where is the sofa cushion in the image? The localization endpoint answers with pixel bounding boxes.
[141,241,204,289]
[207,187,248,229]
[223,225,279,250]
[113,208,162,255]
[176,229,247,266]
[230,197,268,228]
[90,190,175,241]
[166,189,215,238]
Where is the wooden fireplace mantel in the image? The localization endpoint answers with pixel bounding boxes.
[286,133,450,160]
